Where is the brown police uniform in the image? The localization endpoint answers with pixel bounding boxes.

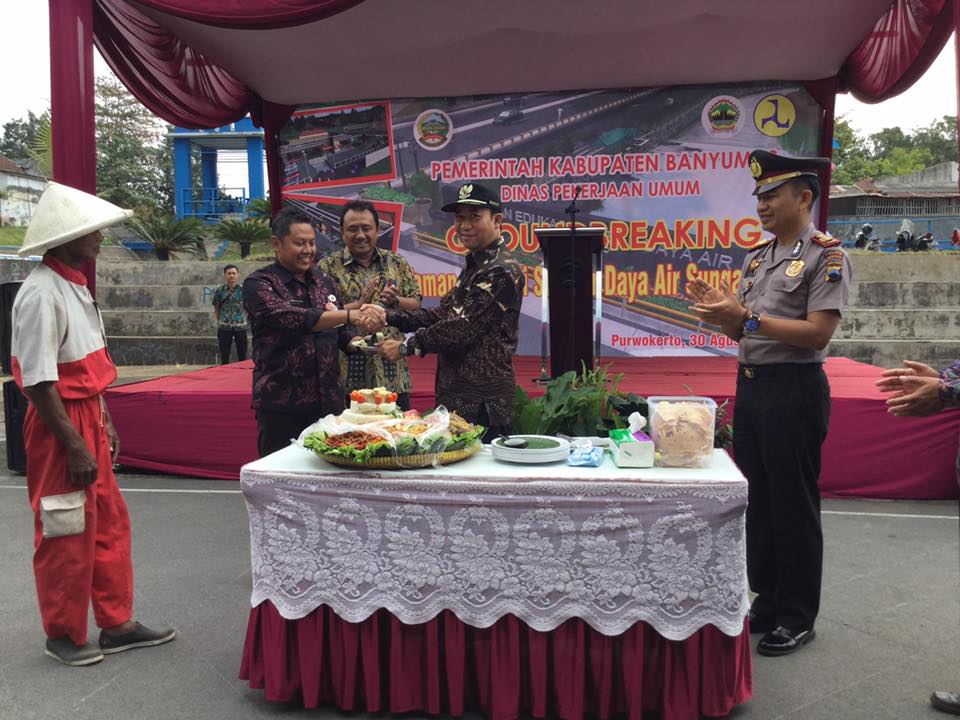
[735,154,852,635]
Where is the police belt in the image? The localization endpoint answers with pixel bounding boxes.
[738,362,823,380]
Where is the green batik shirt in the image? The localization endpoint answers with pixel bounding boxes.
[318,247,422,395]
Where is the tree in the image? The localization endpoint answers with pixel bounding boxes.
[910,115,958,166]
[0,111,49,161]
[127,212,206,261]
[212,218,271,258]
[95,76,171,211]
[831,115,958,185]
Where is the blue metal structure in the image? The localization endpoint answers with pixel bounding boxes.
[170,117,265,220]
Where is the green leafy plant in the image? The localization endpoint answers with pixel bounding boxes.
[678,384,733,449]
[513,364,646,437]
[714,399,734,448]
[212,218,271,258]
[127,213,206,260]
[245,197,271,219]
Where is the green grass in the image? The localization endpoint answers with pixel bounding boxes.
[0,226,27,246]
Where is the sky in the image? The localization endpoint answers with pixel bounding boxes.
[1,4,956,191]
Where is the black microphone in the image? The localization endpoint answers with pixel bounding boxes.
[565,185,582,216]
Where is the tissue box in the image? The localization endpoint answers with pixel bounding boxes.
[647,396,717,468]
[608,428,655,468]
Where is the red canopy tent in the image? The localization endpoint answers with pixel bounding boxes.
[51,0,958,291]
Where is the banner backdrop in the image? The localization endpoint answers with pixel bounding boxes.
[278,82,823,357]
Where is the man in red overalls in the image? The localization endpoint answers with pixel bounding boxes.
[12,183,176,666]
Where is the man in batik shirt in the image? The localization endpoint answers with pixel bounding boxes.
[318,201,422,410]
[244,207,385,456]
[379,183,524,439]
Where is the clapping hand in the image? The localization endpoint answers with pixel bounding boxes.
[686,278,745,326]
[359,277,379,304]
[354,303,386,333]
[380,281,399,307]
[876,360,943,417]
[875,360,939,393]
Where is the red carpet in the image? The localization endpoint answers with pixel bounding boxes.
[106,356,960,499]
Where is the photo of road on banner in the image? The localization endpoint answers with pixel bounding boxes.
[277,84,823,357]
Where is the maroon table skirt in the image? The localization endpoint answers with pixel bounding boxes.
[240,602,752,720]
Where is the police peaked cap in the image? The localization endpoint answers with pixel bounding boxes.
[748,150,831,196]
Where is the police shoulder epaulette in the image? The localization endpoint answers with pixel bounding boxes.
[750,237,774,252]
[812,233,841,248]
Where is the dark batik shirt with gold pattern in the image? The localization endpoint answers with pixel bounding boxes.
[386,237,525,426]
[243,261,354,417]
[317,247,422,395]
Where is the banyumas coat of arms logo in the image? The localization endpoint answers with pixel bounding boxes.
[701,96,744,136]
[414,109,453,150]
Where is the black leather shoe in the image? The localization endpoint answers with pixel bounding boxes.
[748,609,777,634]
[757,626,815,656]
[931,691,960,715]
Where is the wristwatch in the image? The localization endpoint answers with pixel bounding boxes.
[743,309,761,335]
[399,339,411,357]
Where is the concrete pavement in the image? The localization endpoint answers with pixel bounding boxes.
[0,464,957,719]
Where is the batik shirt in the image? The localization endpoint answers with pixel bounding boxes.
[939,362,960,407]
[212,284,246,329]
[243,261,354,417]
[318,247,422,395]
[386,237,525,426]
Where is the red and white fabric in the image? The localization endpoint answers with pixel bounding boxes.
[239,444,752,718]
[12,255,116,398]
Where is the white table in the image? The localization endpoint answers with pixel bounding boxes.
[241,446,749,639]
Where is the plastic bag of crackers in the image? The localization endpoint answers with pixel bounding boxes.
[647,396,717,468]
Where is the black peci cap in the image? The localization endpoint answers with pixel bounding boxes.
[441,182,503,212]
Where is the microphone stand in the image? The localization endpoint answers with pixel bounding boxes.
[566,186,581,377]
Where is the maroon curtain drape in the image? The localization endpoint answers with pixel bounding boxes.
[93,0,253,129]
[839,0,954,102]
[130,0,364,29]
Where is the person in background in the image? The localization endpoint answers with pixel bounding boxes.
[318,201,422,410]
[11,182,176,666]
[212,264,247,364]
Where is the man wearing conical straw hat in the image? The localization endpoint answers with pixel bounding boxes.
[12,183,175,666]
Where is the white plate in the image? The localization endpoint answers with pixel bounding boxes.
[490,435,570,464]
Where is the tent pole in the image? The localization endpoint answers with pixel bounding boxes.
[49,0,97,293]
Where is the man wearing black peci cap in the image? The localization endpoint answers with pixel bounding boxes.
[687,150,852,656]
[378,182,525,440]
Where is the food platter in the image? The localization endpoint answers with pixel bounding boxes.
[300,394,485,470]
[318,442,481,469]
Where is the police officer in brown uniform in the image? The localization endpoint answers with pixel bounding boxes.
[688,150,852,656]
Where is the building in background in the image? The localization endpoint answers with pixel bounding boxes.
[829,162,960,249]
[0,154,46,227]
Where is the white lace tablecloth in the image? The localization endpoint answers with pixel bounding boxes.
[240,445,749,640]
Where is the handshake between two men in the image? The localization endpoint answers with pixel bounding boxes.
[346,303,407,362]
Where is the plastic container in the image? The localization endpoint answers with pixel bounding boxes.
[646,396,717,468]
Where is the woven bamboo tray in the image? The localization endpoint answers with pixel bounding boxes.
[318,441,481,470]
